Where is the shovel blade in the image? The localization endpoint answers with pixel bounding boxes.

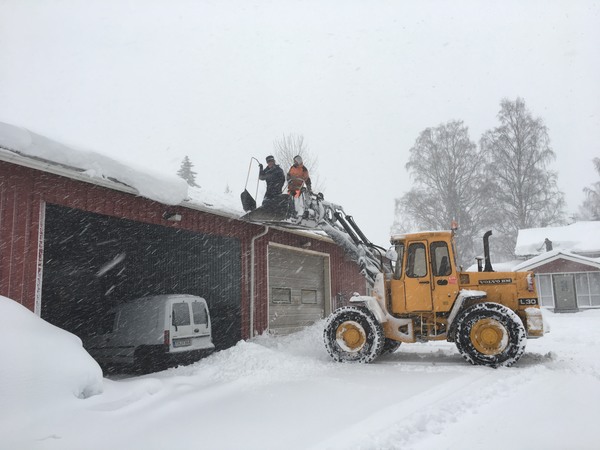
[240,189,257,212]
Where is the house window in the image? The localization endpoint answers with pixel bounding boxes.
[272,288,292,304]
[301,289,317,304]
[575,273,600,308]
[536,274,554,307]
[576,274,591,307]
[591,273,600,306]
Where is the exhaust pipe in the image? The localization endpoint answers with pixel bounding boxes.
[483,230,494,272]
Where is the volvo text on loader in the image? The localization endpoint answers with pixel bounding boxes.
[240,182,545,368]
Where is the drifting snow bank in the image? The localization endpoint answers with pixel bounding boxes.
[0,297,103,415]
[0,121,188,205]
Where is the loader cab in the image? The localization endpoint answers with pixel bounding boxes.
[388,231,459,314]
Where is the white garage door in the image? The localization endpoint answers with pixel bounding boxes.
[268,245,330,335]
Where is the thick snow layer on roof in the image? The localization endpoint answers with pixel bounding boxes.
[0,121,188,205]
[515,221,600,256]
[186,186,244,217]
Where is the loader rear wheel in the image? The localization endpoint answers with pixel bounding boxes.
[455,302,526,368]
[324,306,384,363]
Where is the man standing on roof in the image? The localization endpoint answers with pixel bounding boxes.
[287,155,311,197]
[258,155,285,205]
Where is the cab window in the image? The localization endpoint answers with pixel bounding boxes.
[393,243,404,280]
[406,242,427,278]
[431,241,451,276]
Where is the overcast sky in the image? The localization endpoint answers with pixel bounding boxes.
[1,0,599,247]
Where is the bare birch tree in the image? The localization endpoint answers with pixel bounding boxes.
[392,120,494,266]
[481,98,565,257]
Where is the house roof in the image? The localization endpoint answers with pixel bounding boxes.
[515,221,600,256]
[513,250,600,272]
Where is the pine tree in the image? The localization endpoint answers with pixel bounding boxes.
[177,156,199,187]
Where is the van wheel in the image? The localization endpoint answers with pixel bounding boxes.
[323,306,384,363]
[455,303,526,368]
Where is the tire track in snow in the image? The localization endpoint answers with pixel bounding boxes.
[310,365,542,450]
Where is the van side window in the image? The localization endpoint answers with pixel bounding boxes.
[406,242,427,278]
[192,301,208,325]
[172,302,191,326]
[431,241,451,276]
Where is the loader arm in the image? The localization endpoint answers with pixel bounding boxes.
[240,190,390,286]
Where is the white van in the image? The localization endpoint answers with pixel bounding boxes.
[86,294,215,373]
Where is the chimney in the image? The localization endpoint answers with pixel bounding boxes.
[544,238,553,252]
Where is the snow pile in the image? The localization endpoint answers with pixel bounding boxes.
[0,121,188,205]
[0,297,103,424]
[515,221,600,256]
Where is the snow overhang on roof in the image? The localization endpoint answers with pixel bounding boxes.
[0,121,189,206]
[513,250,600,272]
[515,222,600,257]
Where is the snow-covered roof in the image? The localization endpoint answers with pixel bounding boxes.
[0,121,244,216]
[513,250,600,272]
[515,221,600,256]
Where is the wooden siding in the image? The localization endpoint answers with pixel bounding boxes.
[531,258,600,274]
[0,160,367,340]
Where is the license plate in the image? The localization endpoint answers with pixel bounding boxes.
[173,338,192,347]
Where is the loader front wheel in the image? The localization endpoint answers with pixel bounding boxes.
[324,306,384,363]
[455,302,526,368]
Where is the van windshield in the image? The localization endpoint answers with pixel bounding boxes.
[192,301,208,325]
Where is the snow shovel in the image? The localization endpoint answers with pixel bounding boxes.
[240,157,260,212]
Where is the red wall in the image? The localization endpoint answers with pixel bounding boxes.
[0,161,366,338]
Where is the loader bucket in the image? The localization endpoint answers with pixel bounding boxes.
[241,194,295,223]
[240,189,257,212]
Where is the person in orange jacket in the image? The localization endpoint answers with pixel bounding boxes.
[287,155,312,197]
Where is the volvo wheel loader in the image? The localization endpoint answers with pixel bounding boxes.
[241,186,545,368]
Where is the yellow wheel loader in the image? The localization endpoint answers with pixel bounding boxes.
[241,188,544,368]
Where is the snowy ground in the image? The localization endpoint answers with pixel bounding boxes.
[2,304,600,450]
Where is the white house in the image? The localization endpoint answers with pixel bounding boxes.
[514,222,600,311]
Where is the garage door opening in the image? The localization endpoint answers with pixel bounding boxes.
[41,203,241,352]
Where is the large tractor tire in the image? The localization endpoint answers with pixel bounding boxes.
[455,302,526,368]
[323,306,384,363]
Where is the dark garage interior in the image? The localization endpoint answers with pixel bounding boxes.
[41,203,241,352]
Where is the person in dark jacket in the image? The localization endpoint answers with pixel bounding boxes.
[259,155,285,205]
